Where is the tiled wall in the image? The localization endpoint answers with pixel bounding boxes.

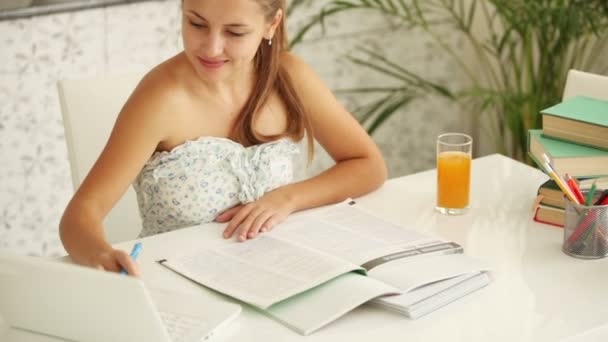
[0,0,469,256]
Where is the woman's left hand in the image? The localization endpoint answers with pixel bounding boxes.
[216,189,295,242]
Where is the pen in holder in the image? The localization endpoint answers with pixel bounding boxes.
[562,194,608,259]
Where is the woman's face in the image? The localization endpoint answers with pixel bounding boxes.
[182,0,273,83]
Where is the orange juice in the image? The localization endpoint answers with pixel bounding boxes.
[437,151,471,209]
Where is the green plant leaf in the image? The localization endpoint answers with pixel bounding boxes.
[291,0,608,161]
[367,93,416,135]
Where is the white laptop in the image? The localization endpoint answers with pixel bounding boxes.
[0,253,241,342]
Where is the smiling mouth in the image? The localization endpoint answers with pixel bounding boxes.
[198,57,227,69]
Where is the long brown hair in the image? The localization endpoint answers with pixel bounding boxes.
[231,0,313,160]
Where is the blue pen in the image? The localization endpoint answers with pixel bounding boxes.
[120,242,142,275]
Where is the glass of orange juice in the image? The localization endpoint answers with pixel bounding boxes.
[436,133,472,215]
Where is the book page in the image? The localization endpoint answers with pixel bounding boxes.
[376,272,479,309]
[266,272,400,335]
[373,272,491,319]
[367,253,490,292]
[161,202,452,309]
[162,235,362,309]
[272,204,437,265]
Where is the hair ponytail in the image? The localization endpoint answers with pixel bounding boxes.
[230,0,314,161]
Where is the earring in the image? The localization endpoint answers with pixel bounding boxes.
[268,38,272,46]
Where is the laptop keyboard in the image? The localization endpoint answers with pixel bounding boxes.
[159,311,205,342]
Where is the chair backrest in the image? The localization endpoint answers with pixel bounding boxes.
[563,69,608,101]
[58,73,144,243]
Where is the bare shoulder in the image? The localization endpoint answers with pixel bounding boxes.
[116,54,189,136]
[279,51,338,109]
[280,51,316,83]
[125,56,184,118]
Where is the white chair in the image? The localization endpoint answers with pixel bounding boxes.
[58,73,144,243]
[562,69,608,101]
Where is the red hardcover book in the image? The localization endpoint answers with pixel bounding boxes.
[533,204,565,228]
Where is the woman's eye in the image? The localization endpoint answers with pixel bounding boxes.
[229,32,246,37]
[189,21,204,28]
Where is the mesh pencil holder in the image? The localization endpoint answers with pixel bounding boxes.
[562,200,608,259]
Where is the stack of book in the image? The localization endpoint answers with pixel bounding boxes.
[528,96,608,227]
[533,178,608,226]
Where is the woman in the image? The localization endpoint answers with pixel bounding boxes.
[60,0,387,276]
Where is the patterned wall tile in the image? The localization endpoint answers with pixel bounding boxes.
[0,72,72,256]
[50,8,106,79]
[0,17,33,74]
[105,1,182,73]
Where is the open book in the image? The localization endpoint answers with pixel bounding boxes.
[160,201,490,335]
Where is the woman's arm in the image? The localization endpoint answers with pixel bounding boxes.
[220,52,387,240]
[60,71,172,274]
[281,52,388,205]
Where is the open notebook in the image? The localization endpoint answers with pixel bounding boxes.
[160,201,491,335]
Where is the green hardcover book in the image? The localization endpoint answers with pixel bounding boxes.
[536,177,604,209]
[541,96,608,150]
[537,179,566,209]
[527,129,608,177]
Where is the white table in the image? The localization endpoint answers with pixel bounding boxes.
[6,154,608,341]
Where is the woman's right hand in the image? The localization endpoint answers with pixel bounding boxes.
[83,247,141,277]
